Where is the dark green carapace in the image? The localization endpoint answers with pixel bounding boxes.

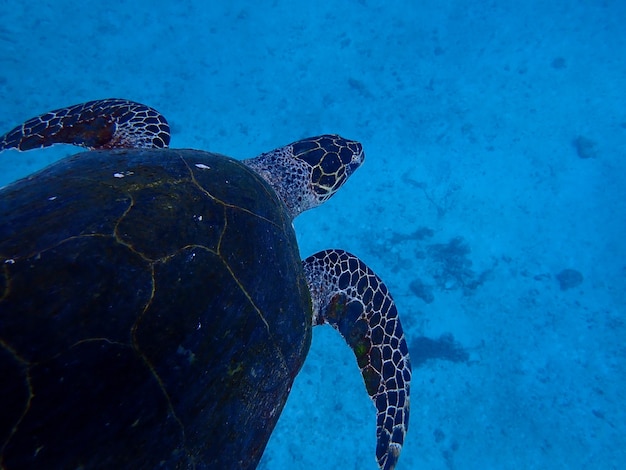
[0,148,311,469]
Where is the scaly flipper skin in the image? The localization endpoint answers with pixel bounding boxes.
[304,249,411,470]
[0,98,170,151]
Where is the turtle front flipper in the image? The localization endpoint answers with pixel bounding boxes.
[304,249,411,470]
[0,98,170,152]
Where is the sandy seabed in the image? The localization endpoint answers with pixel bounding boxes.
[1,1,624,469]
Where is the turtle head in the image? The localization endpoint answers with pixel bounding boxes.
[243,134,364,219]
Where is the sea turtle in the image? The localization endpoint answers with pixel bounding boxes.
[0,99,411,470]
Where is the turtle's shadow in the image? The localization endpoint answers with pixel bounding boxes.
[409,333,469,367]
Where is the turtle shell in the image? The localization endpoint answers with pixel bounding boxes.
[0,148,312,469]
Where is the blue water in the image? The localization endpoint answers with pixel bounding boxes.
[2,1,625,469]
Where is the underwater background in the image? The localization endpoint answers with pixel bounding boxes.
[1,1,624,469]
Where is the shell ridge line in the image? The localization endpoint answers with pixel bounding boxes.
[180,155,283,231]
[155,244,219,265]
[112,192,154,262]
[216,207,228,256]
[69,337,130,348]
[218,256,291,376]
[181,154,293,382]
[1,233,119,266]
[129,263,197,466]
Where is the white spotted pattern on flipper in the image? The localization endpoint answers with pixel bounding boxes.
[303,249,411,470]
